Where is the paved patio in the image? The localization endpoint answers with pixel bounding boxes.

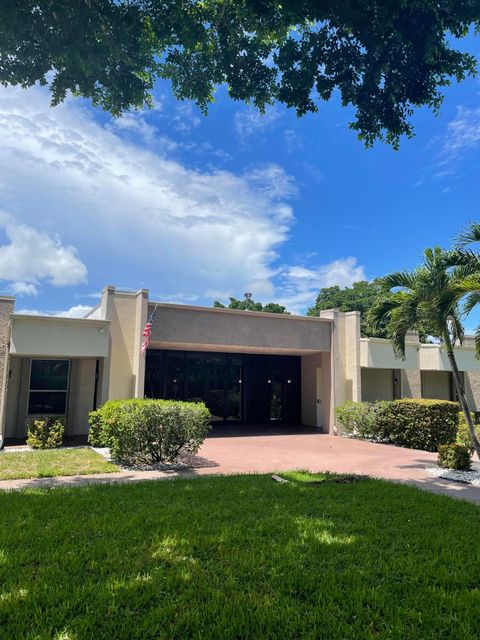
[1,431,480,502]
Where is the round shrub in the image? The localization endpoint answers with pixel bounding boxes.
[335,401,377,438]
[27,417,64,449]
[438,443,471,471]
[88,399,211,465]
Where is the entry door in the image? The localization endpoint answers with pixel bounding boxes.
[316,367,323,428]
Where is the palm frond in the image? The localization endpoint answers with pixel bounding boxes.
[463,292,480,316]
[379,271,417,292]
[475,325,480,360]
[455,222,480,248]
[446,249,480,274]
[448,312,465,346]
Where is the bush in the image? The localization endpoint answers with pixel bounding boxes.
[374,399,458,452]
[88,399,211,465]
[456,412,480,454]
[335,399,458,451]
[335,401,378,438]
[27,417,64,449]
[438,443,471,471]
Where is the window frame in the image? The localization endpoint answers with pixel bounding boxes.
[27,358,71,417]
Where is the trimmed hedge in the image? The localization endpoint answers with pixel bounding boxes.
[27,417,64,449]
[456,412,480,454]
[88,399,211,465]
[438,443,471,471]
[336,399,458,452]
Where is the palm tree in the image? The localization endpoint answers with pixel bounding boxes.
[368,246,480,459]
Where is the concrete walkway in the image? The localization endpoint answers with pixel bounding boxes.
[1,433,480,503]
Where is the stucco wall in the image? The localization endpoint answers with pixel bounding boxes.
[0,298,14,442]
[401,369,422,398]
[301,352,331,430]
[10,316,109,358]
[67,359,97,435]
[4,356,22,438]
[465,372,480,411]
[421,370,451,400]
[149,305,331,353]
[104,290,148,400]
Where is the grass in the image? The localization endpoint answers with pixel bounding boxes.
[0,473,480,639]
[0,447,119,480]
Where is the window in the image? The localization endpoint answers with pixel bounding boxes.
[28,359,70,415]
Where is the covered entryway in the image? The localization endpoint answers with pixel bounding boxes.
[145,349,301,426]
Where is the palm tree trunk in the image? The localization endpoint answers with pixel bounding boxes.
[443,331,480,459]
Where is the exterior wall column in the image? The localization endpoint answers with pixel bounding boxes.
[133,289,149,398]
[319,309,361,434]
[0,296,15,447]
[97,285,115,405]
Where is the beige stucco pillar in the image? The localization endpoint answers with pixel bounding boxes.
[0,296,15,447]
[97,287,149,402]
[133,289,149,398]
[319,309,361,434]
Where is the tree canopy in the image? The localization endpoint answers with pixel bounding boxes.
[2,1,479,147]
[307,280,392,337]
[213,297,289,314]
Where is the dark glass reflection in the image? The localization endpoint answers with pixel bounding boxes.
[145,350,300,425]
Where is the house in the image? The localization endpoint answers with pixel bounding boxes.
[1,285,479,445]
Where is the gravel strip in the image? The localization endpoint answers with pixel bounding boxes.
[425,464,480,486]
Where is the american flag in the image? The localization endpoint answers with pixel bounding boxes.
[141,305,157,355]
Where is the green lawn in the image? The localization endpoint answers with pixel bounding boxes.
[0,447,119,480]
[1,473,480,639]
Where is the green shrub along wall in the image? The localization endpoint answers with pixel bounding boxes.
[89,399,211,465]
[336,399,459,452]
[456,412,480,454]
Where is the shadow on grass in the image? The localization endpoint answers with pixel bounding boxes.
[0,475,480,639]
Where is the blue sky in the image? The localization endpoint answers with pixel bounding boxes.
[0,35,480,327]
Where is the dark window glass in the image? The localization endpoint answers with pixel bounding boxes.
[186,353,226,422]
[30,360,69,391]
[165,353,184,400]
[28,391,67,415]
[145,351,164,399]
[226,356,242,421]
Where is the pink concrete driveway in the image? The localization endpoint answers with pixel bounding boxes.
[196,432,480,503]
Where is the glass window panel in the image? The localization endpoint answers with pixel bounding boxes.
[204,354,226,422]
[28,391,67,415]
[185,353,205,403]
[145,351,164,399]
[30,360,69,391]
[165,353,185,400]
[226,356,242,421]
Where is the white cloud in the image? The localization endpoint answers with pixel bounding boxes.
[275,258,367,314]
[0,214,87,290]
[443,106,480,159]
[0,85,366,315]
[55,304,93,318]
[0,85,295,309]
[234,105,282,138]
[16,304,92,318]
[8,282,38,296]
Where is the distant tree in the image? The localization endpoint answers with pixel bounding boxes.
[307,280,391,337]
[2,1,480,147]
[214,297,289,314]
